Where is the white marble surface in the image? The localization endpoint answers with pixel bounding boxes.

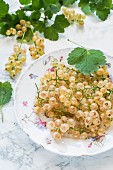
[1,1,113,170]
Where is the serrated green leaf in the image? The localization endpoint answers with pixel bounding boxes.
[11,14,20,26]
[44,0,59,4]
[96,9,110,21]
[96,0,112,9]
[67,48,86,65]
[0,82,13,106]
[44,2,61,19]
[0,22,4,27]
[45,10,53,19]
[89,3,96,12]
[50,3,61,13]
[0,0,9,18]
[16,10,29,20]
[62,0,77,6]
[79,0,112,20]
[68,48,106,75]
[19,0,31,5]
[53,14,69,33]
[32,0,42,9]
[23,5,33,11]
[79,0,92,15]
[30,11,41,22]
[0,14,12,23]
[112,4,113,10]
[0,24,9,35]
[44,26,58,41]
[33,21,45,33]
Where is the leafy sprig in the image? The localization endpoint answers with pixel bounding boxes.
[0,81,13,122]
[67,40,106,75]
[0,0,113,41]
[78,0,112,21]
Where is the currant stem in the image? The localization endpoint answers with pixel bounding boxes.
[20,32,26,48]
[16,32,26,60]
[0,106,4,122]
[35,83,40,97]
[67,39,86,49]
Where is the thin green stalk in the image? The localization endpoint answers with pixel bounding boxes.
[16,32,26,60]
[20,32,26,48]
[0,106,4,122]
[35,83,40,98]
[67,39,85,49]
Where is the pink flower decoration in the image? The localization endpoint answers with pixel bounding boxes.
[88,143,92,148]
[47,67,55,72]
[60,56,63,62]
[37,118,46,127]
[22,101,28,107]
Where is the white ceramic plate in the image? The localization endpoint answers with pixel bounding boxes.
[14,48,113,156]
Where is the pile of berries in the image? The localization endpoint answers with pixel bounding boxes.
[29,32,45,59]
[5,44,26,78]
[62,7,86,25]
[34,61,113,140]
[6,20,31,37]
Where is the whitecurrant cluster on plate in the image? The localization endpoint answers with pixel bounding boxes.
[62,7,86,25]
[6,19,31,37]
[34,61,113,140]
[5,44,26,78]
[29,32,45,59]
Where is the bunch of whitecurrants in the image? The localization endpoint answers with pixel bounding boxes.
[29,32,45,59]
[6,19,31,37]
[34,61,113,140]
[62,7,86,25]
[5,44,26,78]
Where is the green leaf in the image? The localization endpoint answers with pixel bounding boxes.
[0,0,9,18]
[23,5,33,11]
[45,10,53,19]
[0,22,4,27]
[10,14,20,27]
[0,24,9,35]
[0,82,13,106]
[79,0,92,15]
[24,28,33,42]
[62,0,77,6]
[49,3,61,13]
[44,0,59,4]
[96,0,112,9]
[0,14,12,23]
[32,0,42,9]
[112,4,113,10]
[19,0,31,5]
[96,9,110,21]
[67,47,86,65]
[33,21,45,33]
[89,3,96,13]
[44,25,58,41]
[44,2,61,19]
[53,14,69,33]
[78,0,112,20]
[16,10,29,20]
[68,48,106,75]
[30,11,41,22]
